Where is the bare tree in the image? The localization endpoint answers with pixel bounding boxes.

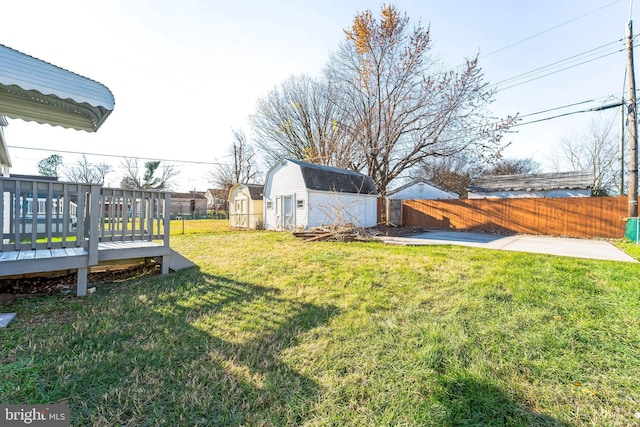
[326,5,515,195]
[63,154,112,184]
[485,157,542,176]
[550,117,619,196]
[120,159,179,190]
[417,152,487,197]
[251,75,354,168]
[208,128,261,191]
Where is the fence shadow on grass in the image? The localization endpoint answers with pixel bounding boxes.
[60,267,340,425]
[434,373,573,427]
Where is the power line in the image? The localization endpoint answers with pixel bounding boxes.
[482,0,623,58]
[517,95,617,119]
[6,145,227,166]
[495,44,629,92]
[512,101,623,127]
[492,38,625,88]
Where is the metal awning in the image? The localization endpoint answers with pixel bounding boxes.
[0,44,114,133]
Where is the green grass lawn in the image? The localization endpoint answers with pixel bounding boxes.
[2,220,640,426]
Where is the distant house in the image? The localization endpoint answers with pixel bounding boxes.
[228,183,264,229]
[205,188,228,213]
[263,158,378,230]
[383,178,459,225]
[170,191,207,217]
[467,171,593,199]
[387,178,459,200]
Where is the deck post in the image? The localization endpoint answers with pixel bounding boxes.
[163,192,171,248]
[76,266,88,297]
[161,192,171,275]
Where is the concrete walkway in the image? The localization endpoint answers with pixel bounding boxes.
[379,231,637,263]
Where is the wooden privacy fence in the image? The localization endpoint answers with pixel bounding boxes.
[400,196,628,238]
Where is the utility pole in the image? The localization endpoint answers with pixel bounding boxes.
[621,97,626,196]
[627,19,638,217]
[233,142,239,184]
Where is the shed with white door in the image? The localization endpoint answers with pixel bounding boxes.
[228,183,264,229]
[263,158,378,231]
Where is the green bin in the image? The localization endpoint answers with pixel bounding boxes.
[625,217,640,243]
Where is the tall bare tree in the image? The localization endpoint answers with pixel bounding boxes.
[120,159,179,190]
[251,75,354,168]
[550,117,619,196]
[64,154,112,184]
[208,128,261,191]
[326,5,515,195]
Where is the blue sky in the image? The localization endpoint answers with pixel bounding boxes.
[0,0,634,191]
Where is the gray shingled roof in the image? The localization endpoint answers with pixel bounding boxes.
[246,184,264,200]
[468,171,593,193]
[286,158,378,195]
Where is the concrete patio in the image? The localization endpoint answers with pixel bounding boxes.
[379,231,637,262]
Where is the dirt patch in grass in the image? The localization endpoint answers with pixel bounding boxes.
[0,263,160,303]
[373,225,430,237]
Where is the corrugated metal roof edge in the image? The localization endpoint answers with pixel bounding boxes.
[0,44,115,110]
[468,171,593,192]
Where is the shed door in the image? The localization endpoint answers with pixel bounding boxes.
[236,197,248,228]
[282,196,294,229]
[275,195,294,230]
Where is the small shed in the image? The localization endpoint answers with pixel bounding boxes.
[263,158,378,231]
[467,171,593,199]
[228,183,264,229]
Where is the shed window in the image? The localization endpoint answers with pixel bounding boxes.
[266,200,273,209]
[297,199,305,209]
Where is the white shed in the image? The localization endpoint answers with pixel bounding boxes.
[263,158,378,231]
[228,183,264,229]
[387,179,459,200]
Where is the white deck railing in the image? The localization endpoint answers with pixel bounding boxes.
[99,187,170,244]
[1,177,170,264]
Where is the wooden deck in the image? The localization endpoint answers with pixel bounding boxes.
[1,177,171,296]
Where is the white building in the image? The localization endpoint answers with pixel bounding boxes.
[387,178,459,200]
[263,158,378,231]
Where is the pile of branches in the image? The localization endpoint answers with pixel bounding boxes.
[292,225,377,242]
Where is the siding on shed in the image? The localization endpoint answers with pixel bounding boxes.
[308,191,378,228]
[263,160,308,230]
